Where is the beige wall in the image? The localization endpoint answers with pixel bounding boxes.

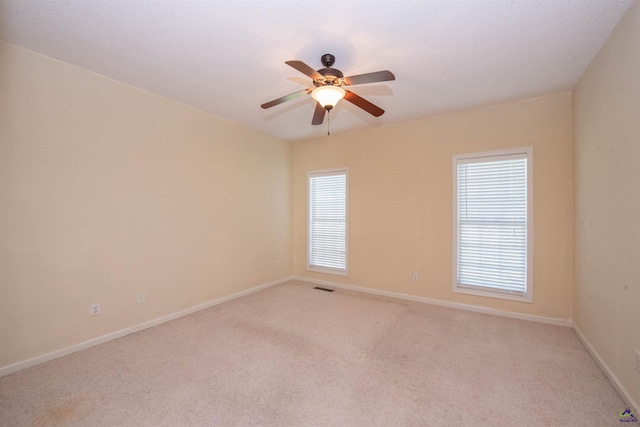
[292,93,574,320]
[573,0,640,407]
[0,42,291,367]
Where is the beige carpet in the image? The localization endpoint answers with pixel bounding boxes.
[0,280,627,426]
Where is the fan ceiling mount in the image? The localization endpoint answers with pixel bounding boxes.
[261,54,395,126]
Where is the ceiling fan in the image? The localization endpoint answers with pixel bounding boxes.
[261,53,395,126]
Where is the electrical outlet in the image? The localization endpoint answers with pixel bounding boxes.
[90,303,101,316]
[136,291,146,305]
[412,273,419,282]
[636,351,640,373]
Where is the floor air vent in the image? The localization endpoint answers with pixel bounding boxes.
[313,286,335,292]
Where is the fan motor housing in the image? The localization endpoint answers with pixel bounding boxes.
[314,67,344,87]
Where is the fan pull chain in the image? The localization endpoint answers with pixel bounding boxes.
[327,110,331,136]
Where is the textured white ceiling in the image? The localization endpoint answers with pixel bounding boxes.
[0,0,632,141]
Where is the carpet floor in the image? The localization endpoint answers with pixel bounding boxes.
[0,280,627,426]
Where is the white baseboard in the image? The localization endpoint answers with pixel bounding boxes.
[291,275,572,327]
[572,323,640,412]
[0,275,573,378]
[0,276,293,378]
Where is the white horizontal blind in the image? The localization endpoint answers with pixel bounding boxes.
[456,153,528,296]
[308,170,347,273]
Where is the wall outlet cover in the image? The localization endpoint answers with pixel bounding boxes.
[136,292,146,305]
[90,303,101,316]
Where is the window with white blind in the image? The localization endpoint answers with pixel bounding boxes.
[308,169,348,275]
[453,148,533,302]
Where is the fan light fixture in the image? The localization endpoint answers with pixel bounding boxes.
[311,85,345,110]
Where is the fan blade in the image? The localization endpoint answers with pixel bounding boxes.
[311,102,326,125]
[285,60,323,80]
[343,70,395,86]
[261,89,311,109]
[344,90,385,117]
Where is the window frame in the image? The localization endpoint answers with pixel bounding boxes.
[452,147,534,303]
[307,167,349,276]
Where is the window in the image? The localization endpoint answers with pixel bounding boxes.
[453,148,533,302]
[308,169,348,275]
